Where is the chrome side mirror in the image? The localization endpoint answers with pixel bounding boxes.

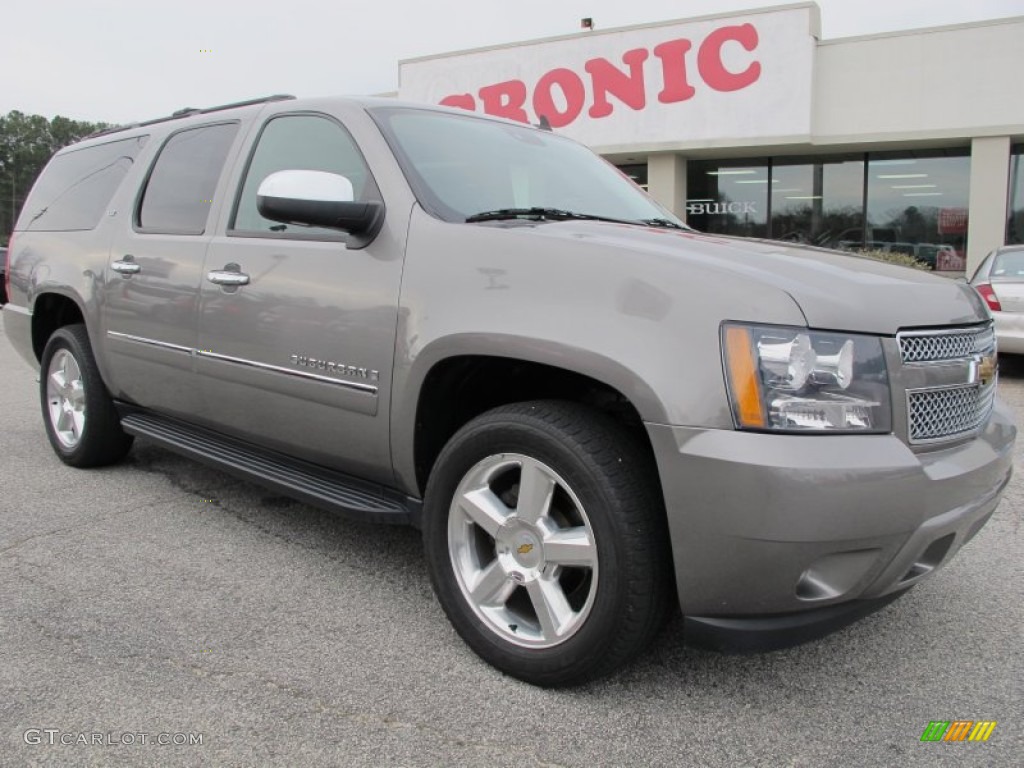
[256,170,383,245]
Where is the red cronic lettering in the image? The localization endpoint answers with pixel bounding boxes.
[478,80,529,122]
[697,23,761,92]
[652,39,696,104]
[440,94,477,111]
[532,68,587,128]
[585,48,649,118]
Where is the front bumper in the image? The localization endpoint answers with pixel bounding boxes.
[682,589,909,653]
[646,399,1015,624]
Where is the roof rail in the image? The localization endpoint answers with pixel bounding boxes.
[84,94,296,140]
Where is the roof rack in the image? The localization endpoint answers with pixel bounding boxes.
[85,94,296,139]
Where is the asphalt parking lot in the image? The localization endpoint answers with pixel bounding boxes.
[0,313,1021,768]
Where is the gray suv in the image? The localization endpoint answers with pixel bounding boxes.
[3,95,1015,686]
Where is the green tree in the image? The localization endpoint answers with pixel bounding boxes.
[0,111,111,244]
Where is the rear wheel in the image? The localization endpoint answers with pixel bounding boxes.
[423,400,671,687]
[40,324,133,467]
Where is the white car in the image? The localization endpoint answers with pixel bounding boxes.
[970,245,1024,354]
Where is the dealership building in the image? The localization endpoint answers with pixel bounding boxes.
[398,2,1024,274]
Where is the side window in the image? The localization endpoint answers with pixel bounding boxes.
[137,122,239,234]
[231,114,375,237]
[21,135,147,232]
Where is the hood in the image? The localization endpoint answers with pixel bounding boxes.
[529,223,988,335]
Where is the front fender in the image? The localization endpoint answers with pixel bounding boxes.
[390,332,672,494]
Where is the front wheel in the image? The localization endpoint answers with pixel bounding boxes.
[39,324,133,467]
[422,400,671,687]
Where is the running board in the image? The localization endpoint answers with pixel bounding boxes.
[118,409,420,527]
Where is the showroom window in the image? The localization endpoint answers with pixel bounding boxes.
[1009,145,1024,245]
[769,156,864,247]
[685,160,769,238]
[617,163,648,191]
[684,149,971,271]
[866,150,971,271]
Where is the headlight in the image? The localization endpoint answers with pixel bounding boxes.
[722,323,891,433]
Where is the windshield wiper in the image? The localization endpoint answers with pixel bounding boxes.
[639,217,688,230]
[465,207,632,225]
[465,207,690,230]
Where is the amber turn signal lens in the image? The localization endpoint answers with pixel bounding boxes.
[724,325,766,428]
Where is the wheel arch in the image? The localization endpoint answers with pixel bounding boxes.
[31,291,87,361]
[398,336,669,498]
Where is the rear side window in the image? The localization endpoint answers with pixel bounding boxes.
[19,135,147,232]
[137,122,239,235]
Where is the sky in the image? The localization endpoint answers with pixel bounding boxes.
[3,0,1023,124]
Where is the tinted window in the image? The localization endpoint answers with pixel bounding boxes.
[232,114,374,236]
[19,135,147,232]
[138,122,239,234]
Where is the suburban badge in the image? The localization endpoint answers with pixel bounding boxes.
[289,354,379,381]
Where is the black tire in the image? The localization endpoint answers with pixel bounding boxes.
[39,324,133,467]
[422,400,671,687]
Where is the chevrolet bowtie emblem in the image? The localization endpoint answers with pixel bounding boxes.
[517,543,534,556]
[978,355,996,386]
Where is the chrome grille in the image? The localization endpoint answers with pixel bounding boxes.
[908,383,996,442]
[899,325,995,363]
[898,324,997,444]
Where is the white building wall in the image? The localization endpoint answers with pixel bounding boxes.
[399,5,1024,259]
[813,19,1024,145]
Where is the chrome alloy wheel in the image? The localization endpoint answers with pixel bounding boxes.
[46,349,86,449]
[447,453,599,648]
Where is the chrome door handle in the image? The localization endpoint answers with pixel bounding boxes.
[207,269,250,286]
[111,259,141,275]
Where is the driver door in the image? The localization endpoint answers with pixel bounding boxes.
[195,113,403,484]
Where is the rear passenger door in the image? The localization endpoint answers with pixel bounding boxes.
[103,122,240,416]
[196,112,403,484]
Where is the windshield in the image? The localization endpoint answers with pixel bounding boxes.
[370,107,684,226]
